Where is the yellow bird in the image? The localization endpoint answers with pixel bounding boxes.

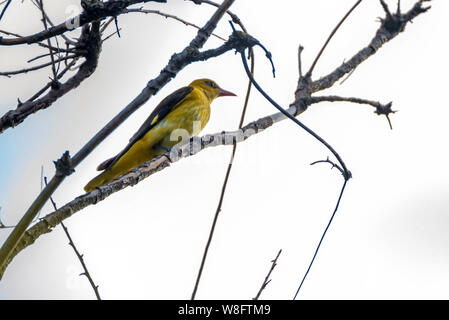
[84,79,236,192]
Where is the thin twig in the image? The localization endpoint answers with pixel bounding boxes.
[0,0,11,22]
[0,0,167,46]
[240,48,351,180]
[307,0,363,76]
[33,1,76,47]
[102,28,122,42]
[298,45,304,79]
[309,95,396,129]
[0,54,79,77]
[123,8,226,41]
[114,16,121,38]
[190,53,254,299]
[44,177,101,300]
[100,17,116,34]
[311,1,431,93]
[0,0,431,282]
[191,11,253,300]
[253,249,282,300]
[32,166,45,223]
[27,58,79,102]
[0,207,15,229]
[293,179,348,299]
[36,0,58,80]
[310,157,345,176]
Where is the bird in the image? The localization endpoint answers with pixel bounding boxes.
[84,78,236,192]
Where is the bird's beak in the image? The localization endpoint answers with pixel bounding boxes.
[218,87,236,97]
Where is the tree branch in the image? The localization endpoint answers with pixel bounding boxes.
[309,95,395,129]
[0,113,279,274]
[0,0,11,22]
[287,0,430,116]
[0,54,79,77]
[122,8,226,41]
[307,0,362,76]
[0,23,102,134]
[191,48,255,300]
[253,249,282,300]
[0,0,167,46]
[0,0,237,281]
[45,177,101,300]
[0,0,432,284]
[309,1,430,94]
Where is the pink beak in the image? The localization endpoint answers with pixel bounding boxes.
[218,87,237,97]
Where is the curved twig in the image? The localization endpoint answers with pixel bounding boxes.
[240,48,352,180]
[310,157,344,176]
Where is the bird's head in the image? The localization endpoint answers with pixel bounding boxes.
[190,78,236,101]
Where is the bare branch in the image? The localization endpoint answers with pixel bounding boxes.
[35,0,58,79]
[191,47,255,300]
[0,54,79,77]
[123,8,226,41]
[0,0,11,22]
[293,180,348,299]
[253,249,282,300]
[0,23,102,133]
[310,1,431,93]
[0,0,237,281]
[0,114,278,271]
[0,0,167,46]
[0,0,432,286]
[307,0,363,76]
[27,58,79,102]
[297,45,304,79]
[239,49,351,180]
[308,95,396,129]
[44,177,101,300]
[310,157,345,176]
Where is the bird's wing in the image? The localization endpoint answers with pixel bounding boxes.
[97,86,194,171]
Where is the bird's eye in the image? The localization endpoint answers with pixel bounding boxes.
[206,81,217,88]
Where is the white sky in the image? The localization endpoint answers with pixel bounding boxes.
[0,0,448,299]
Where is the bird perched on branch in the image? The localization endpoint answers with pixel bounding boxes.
[84,78,236,192]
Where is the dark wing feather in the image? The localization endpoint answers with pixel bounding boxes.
[98,86,194,171]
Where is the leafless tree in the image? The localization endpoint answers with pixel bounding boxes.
[0,0,432,299]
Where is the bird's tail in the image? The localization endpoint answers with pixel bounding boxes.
[84,169,117,193]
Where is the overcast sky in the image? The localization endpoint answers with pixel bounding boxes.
[1,0,448,299]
